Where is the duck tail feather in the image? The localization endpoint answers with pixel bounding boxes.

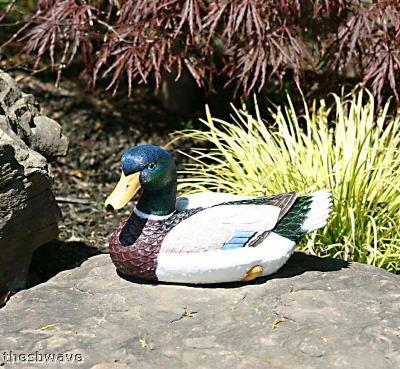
[301,190,333,233]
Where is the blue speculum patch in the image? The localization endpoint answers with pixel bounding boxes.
[220,231,256,250]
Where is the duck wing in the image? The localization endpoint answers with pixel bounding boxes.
[161,192,297,254]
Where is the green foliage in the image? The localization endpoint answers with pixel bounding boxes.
[0,0,13,11]
[172,90,400,273]
[0,0,35,12]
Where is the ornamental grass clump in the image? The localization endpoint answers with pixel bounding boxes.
[172,90,400,273]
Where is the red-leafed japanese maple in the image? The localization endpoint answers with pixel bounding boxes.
[2,0,400,103]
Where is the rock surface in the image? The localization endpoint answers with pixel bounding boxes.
[0,71,68,299]
[0,252,399,369]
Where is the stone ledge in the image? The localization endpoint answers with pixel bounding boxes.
[0,252,398,369]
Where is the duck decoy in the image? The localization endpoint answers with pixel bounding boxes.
[105,145,332,284]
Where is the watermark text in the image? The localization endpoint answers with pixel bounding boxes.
[2,350,84,364]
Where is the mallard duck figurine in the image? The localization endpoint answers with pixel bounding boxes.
[105,145,332,284]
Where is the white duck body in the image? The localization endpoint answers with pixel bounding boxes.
[146,190,332,284]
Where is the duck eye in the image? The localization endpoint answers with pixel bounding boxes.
[148,162,156,170]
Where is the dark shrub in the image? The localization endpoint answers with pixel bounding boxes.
[1,1,399,104]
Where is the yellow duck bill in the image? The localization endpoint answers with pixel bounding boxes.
[105,172,141,210]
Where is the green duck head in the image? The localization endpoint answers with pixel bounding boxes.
[105,145,177,216]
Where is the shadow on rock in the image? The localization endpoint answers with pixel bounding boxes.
[268,251,350,280]
[117,251,350,289]
[28,240,100,288]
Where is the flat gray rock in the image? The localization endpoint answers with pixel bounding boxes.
[0,252,399,369]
